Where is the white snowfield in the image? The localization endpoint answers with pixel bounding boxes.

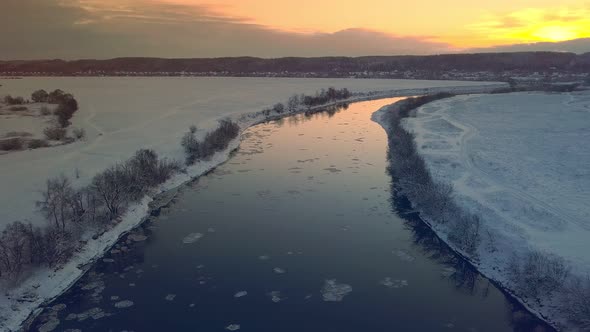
[0,77,504,332]
[403,91,590,327]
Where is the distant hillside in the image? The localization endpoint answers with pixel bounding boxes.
[1,52,589,78]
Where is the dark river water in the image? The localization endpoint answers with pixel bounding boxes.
[31,98,552,332]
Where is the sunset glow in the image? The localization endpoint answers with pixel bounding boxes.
[2,0,590,58]
[153,0,590,47]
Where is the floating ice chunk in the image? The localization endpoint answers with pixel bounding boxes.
[226,324,241,331]
[114,300,134,308]
[268,291,283,303]
[165,294,176,301]
[189,303,196,308]
[441,267,457,277]
[128,233,148,242]
[393,250,416,262]
[182,233,203,244]
[102,258,115,263]
[37,318,60,332]
[110,296,120,301]
[380,277,409,289]
[208,227,216,233]
[258,255,270,260]
[273,267,286,274]
[304,294,313,300]
[234,291,248,298]
[321,279,352,302]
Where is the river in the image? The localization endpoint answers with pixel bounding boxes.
[30,98,551,332]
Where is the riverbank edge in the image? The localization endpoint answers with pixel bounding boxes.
[3,82,507,332]
[371,95,565,331]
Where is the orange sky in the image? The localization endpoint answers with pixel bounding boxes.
[2,0,590,59]
[153,0,590,48]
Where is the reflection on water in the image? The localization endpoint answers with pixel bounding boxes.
[30,99,552,332]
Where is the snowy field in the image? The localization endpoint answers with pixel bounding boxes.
[403,91,590,327]
[0,77,496,227]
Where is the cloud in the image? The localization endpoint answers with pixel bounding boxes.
[0,0,453,59]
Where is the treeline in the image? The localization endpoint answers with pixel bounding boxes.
[385,93,482,256]
[31,89,79,128]
[385,93,590,329]
[0,149,179,280]
[181,120,240,165]
[2,52,589,75]
[262,87,352,117]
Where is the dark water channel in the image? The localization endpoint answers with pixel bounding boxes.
[31,98,552,332]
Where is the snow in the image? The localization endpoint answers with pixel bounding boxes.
[400,91,590,329]
[0,77,505,331]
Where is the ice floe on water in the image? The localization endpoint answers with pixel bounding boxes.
[234,291,248,298]
[380,277,409,289]
[268,291,283,303]
[182,232,203,244]
[165,294,176,301]
[321,279,352,302]
[393,249,416,262]
[127,233,148,242]
[258,255,270,260]
[226,324,241,331]
[114,300,134,309]
[37,318,60,332]
[273,267,286,274]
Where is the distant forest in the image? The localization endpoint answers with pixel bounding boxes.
[1,52,590,78]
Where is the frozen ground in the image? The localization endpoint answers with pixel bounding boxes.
[0,77,497,227]
[402,91,590,327]
[0,77,505,331]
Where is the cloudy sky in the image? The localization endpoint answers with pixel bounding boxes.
[1,0,589,59]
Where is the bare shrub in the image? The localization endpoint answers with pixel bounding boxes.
[44,126,67,141]
[31,89,49,103]
[566,275,590,328]
[272,103,285,114]
[182,119,240,165]
[37,175,75,232]
[287,94,300,112]
[3,95,25,105]
[0,222,31,279]
[509,251,570,297]
[72,128,86,140]
[91,165,132,220]
[28,139,50,149]
[0,138,23,151]
[448,214,481,256]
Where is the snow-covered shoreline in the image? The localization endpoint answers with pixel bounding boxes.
[373,91,590,331]
[0,82,507,332]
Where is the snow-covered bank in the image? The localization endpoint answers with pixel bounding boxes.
[0,79,505,331]
[374,91,590,331]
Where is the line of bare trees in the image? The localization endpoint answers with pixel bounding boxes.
[385,93,482,256]
[385,93,590,329]
[0,149,179,281]
[181,119,240,165]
